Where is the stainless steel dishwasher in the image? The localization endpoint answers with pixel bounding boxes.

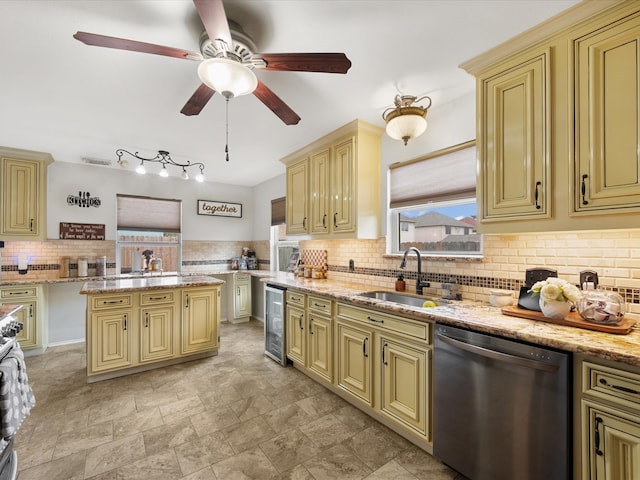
[434,324,570,480]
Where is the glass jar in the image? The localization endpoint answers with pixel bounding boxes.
[577,289,625,324]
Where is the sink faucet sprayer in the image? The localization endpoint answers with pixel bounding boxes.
[400,247,430,295]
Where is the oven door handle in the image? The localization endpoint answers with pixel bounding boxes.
[437,333,559,373]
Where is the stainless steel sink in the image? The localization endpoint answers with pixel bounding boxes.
[358,290,436,308]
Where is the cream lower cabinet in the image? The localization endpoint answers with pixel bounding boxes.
[285,290,306,366]
[182,287,220,355]
[227,273,251,323]
[307,295,333,383]
[0,284,45,350]
[335,302,432,444]
[87,286,219,381]
[576,356,640,480]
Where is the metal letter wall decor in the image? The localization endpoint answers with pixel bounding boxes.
[67,191,101,208]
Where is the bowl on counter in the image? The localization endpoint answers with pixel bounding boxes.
[577,290,625,325]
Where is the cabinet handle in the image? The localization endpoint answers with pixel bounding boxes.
[29,305,33,319]
[7,291,29,296]
[333,212,338,228]
[367,315,384,324]
[29,218,34,232]
[322,214,327,229]
[185,294,189,308]
[237,287,240,296]
[123,314,128,331]
[148,296,167,301]
[382,343,388,365]
[581,174,589,205]
[302,216,307,229]
[309,318,314,334]
[534,181,542,210]
[145,313,149,328]
[104,300,124,305]
[594,416,603,456]
[298,314,304,330]
[363,337,368,358]
[599,378,640,396]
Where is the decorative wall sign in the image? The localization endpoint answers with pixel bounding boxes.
[67,191,101,208]
[59,222,105,240]
[197,200,242,218]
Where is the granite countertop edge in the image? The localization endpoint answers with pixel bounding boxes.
[261,273,640,367]
[79,275,226,294]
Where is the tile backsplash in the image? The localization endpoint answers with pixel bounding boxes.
[300,228,640,315]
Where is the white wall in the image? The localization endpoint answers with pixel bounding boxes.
[47,162,254,241]
[252,173,286,241]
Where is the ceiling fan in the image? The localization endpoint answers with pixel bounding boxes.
[73,0,352,125]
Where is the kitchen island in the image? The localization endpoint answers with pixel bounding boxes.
[80,275,225,382]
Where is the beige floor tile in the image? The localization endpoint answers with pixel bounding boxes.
[230,393,276,421]
[53,421,113,459]
[223,415,277,453]
[259,428,323,473]
[142,418,198,455]
[17,450,86,480]
[84,432,146,478]
[298,413,359,449]
[114,448,182,480]
[363,460,419,480]
[263,403,313,434]
[210,446,280,479]
[303,443,373,480]
[113,407,164,438]
[174,432,234,476]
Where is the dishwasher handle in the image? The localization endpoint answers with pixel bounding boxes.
[437,332,560,373]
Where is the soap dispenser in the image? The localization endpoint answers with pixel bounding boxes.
[395,273,406,292]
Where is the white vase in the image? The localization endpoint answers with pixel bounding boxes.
[539,298,572,320]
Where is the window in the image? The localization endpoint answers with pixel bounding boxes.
[388,141,482,257]
[116,195,182,274]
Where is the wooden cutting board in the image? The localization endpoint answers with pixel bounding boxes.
[501,305,636,335]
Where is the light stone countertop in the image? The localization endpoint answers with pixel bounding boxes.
[79,275,225,294]
[261,272,640,367]
[0,304,23,322]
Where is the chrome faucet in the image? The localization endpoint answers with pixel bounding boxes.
[400,247,430,295]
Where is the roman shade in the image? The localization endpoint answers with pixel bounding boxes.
[389,140,476,208]
[271,196,286,226]
[116,194,182,232]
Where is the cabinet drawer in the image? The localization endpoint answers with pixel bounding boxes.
[308,295,332,315]
[91,294,133,310]
[286,290,306,308]
[140,290,175,306]
[336,303,430,343]
[583,361,640,412]
[0,286,38,299]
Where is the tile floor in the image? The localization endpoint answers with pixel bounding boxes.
[15,320,465,479]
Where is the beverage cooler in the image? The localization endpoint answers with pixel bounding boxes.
[264,284,287,365]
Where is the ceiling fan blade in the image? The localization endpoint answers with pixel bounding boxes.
[253,53,352,74]
[253,81,301,125]
[193,0,232,49]
[73,32,202,61]
[181,84,216,116]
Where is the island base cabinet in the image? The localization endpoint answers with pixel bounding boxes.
[583,402,640,480]
[90,310,132,373]
[379,337,430,439]
[182,288,220,355]
[140,305,176,363]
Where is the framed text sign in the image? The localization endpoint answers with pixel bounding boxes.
[59,222,105,240]
[197,200,242,218]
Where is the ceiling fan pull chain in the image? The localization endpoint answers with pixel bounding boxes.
[225,96,230,162]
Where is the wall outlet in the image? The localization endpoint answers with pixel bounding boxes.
[349,259,354,271]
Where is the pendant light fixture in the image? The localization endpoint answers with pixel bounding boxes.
[116,149,205,182]
[382,94,432,145]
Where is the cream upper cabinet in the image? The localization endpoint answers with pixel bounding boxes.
[283,119,383,239]
[479,48,551,221]
[0,147,53,240]
[573,12,640,214]
[461,1,640,233]
[285,158,309,234]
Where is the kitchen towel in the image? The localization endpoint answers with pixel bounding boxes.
[0,342,35,439]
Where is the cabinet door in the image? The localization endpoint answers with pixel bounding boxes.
[140,305,175,362]
[0,300,38,349]
[336,320,372,406]
[90,309,132,373]
[1,157,40,237]
[182,288,219,355]
[380,337,429,438]
[285,305,305,365]
[331,137,356,233]
[310,148,331,234]
[480,49,551,220]
[286,159,309,234]
[585,406,640,480]
[574,14,640,213]
[308,314,332,382]
[234,275,252,319]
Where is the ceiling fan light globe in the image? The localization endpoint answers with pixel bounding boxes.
[197,58,257,97]
[385,109,427,145]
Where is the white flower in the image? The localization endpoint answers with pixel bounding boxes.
[529,278,582,303]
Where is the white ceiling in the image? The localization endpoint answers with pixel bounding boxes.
[0,0,580,187]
